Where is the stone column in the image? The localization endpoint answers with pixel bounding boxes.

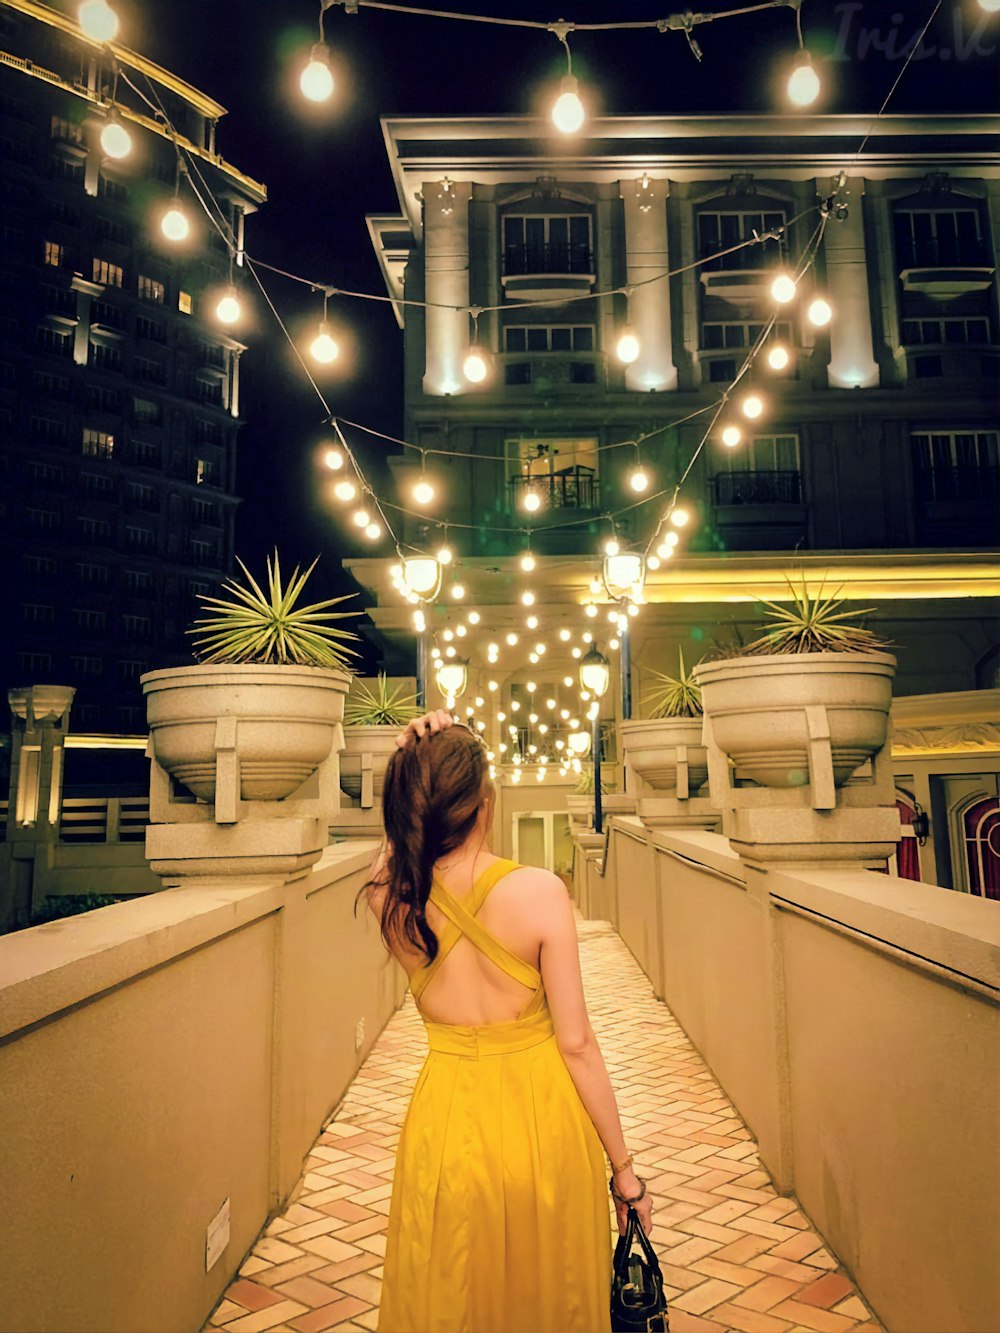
[819,176,879,389]
[422,180,472,396]
[621,178,677,391]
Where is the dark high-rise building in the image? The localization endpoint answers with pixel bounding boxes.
[0,2,266,735]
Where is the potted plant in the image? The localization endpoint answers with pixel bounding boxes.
[142,552,359,803]
[619,649,708,798]
[340,674,420,802]
[694,576,895,796]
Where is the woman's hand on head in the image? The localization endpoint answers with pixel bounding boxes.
[395,709,455,749]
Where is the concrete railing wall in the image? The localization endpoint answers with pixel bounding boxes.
[0,840,404,1333]
[576,818,1000,1333]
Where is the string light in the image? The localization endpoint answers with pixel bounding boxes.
[670,508,690,528]
[100,111,131,160]
[506,632,519,646]
[522,486,543,514]
[616,325,640,365]
[526,615,539,630]
[519,543,536,573]
[787,51,820,107]
[521,590,536,606]
[647,554,661,570]
[450,583,466,599]
[767,344,790,371]
[628,463,650,493]
[78,0,118,42]
[215,286,241,325]
[807,296,833,327]
[412,475,435,506]
[364,521,382,540]
[551,69,585,134]
[468,611,481,624]
[770,272,797,304]
[741,392,765,420]
[161,200,190,243]
[324,447,345,471]
[352,508,370,528]
[301,44,335,103]
[559,628,571,642]
[436,543,453,566]
[311,320,339,364]
[333,479,357,502]
[721,424,742,447]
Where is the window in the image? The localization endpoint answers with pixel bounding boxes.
[50,116,83,145]
[44,240,63,267]
[569,362,597,384]
[136,315,166,343]
[36,326,73,359]
[129,440,161,468]
[89,342,122,373]
[43,283,76,316]
[92,259,124,288]
[505,436,599,512]
[698,209,786,272]
[73,608,107,631]
[116,705,144,730]
[124,569,153,592]
[134,356,166,386]
[912,430,999,501]
[190,538,218,561]
[49,156,84,185]
[47,201,81,227]
[75,562,109,583]
[118,661,148,684]
[79,516,112,540]
[133,397,163,426]
[894,206,987,269]
[194,379,223,407]
[99,173,130,203]
[84,385,123,414]
[127,482,156,510]
[22,603,55,625]
[29,415,67,443]
[702,320,792,350]
[26,461,64,485]
[713,433,802,505]
[138,274,165,304]
[194,420,222,446]
[92,299,125,330]
[123,614,152,641]
[901,316,992,346]
[81,472,114,494]
[504,325,595,353]
[26,508,59,529]
[18,652,52,674]
[126,525,155,549]
[31,369,70,399]
[192,498,220,525]
[502,215,592,276]
[24,555,57,576]
[195,457,217,485]
[82,429,114,460]
[70,655,104,676]
[505,362,532,385]
[178,290,193,314]
[95,218,131,247]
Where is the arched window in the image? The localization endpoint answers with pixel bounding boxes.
[963,798,1000,900]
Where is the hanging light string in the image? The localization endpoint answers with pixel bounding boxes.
[850,0,943,165]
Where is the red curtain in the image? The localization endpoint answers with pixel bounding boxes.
[895,800,922,882]
[965,799,1000,900]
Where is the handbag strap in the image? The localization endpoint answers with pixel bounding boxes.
[615,1206,662,1276]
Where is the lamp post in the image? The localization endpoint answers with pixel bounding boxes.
[578,645,611,834]
[402,555,443,705]
[603,552,644,722]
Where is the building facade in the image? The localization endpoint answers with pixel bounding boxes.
[0,0,265,736]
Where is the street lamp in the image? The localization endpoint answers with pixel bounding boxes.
[402,556,443,706]
[578,645,610,834]
[435,657,468,705]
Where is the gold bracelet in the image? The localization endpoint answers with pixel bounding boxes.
[611,1152,633,1175]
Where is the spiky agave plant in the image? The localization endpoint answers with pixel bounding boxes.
[188,551,360,667]
[643,648,703,718]
[343,674,421,726]
[743,576,889,656]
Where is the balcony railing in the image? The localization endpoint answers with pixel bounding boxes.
[510,465,599,511]
[503,243,593,277]
[713,470,802,506]
[698,242,784,274]
[914,464,998,503]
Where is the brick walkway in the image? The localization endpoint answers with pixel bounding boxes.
[204,917,883,1333]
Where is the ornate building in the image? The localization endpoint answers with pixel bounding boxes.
[0,0,265,736]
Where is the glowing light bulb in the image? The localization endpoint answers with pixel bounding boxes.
[787,52,821,108]
[412,478,435,506]
[215,288,241,325]
[604,538,620,557]
[324,448,344,471]
[616,328,640,365]
[647,554,661,570]
[468,611,481,625]
[979,0,1000,11]
[100,115,131,160]
[767,344,790,371]
[807,297,833,328]
[742,393,765,420]
[463,349,489,383]
[629,467,649,493]
[300,44,334,103]
[352,509,370,528]
[551,75,585,134]
[333,479,357,502]
[450,583,465,600]
[506,632,519,646]
[521,590,535,606]
[520,552,536,572]
[559,629,571,642]
[722,425,742,448]
[456,625,467,638]
[529,652,539,664]
[436,545,453,566]
[665,530,680,547]
[79,0,118,42]
[526,615,539,630]
[770,272,797,304]
[364,522,382,541]
[523,488,542,513]
[670,508,690,528]
[585,604,598,618]
[161,204,190,243]
[310,321,339,364]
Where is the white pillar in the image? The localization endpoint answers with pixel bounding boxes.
[621,177,677,391]
[820,176,879,389]
[422,180,472,396]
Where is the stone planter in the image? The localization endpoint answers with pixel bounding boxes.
[142,663,350,803]
[339,725,400,805]
[619,717,707,797]
[695,651,896,809]
[566,794,596,828]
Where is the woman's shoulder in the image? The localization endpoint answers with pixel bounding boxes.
[502,863,571,908]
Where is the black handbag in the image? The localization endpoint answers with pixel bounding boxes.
[610,1205,670,1332]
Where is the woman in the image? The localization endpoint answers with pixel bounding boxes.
[366,709,653,1333]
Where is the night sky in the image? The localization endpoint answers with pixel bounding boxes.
[127,0,996,666]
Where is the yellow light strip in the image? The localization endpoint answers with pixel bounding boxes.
[65,734,148,750]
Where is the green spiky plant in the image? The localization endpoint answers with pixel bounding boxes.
[188,551,360,667]
[743,576,890,656]
[573,767,612,796]
[343,674,421,726]
[643,648,704,718]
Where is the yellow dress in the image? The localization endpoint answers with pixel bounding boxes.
[378,858,612,1333]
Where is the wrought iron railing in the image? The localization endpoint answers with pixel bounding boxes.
[914,464,998,503]
[503,243,593,276]
[510,466,599,511]
[713,470,802,506]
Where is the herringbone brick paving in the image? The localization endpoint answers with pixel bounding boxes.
[204,915,883,1333]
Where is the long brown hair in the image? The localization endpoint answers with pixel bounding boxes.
[369,724,491,962]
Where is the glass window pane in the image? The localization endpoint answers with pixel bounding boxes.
[550,327,571,351]
[569,215,590,248]
[548,217,568,248]
[505,327,526,352]
[573,327,594,351]
[503,216,524,248]
[525,217,545,248]
[527,327,548,351]
[703,324,723,349]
